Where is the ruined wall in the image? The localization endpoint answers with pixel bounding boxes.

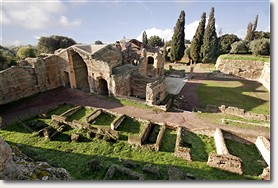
[215,58,266,80]
[259,62,270,91]
[146,76,167,105]
[111,70,132,96]
[0,55,64,105]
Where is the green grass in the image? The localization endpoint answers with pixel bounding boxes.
[47,103,75,116]
[117,117,146,140]
[196,79,270,115]
[182,131,216,162]
[160,129,176,152]
[225,139,267,176]
[0,103,265,180]
[0,121,261,180]
[195,112,270,130]
[219,54,270,62]
[67,107,95,122]
[92,113,116,127]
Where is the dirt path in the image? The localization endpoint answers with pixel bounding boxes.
[0,86,270,141]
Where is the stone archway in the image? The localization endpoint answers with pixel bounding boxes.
[147,56,154,64]
[98,78,109,95]
[72,53,90,92]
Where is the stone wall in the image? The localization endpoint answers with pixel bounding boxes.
[255,136,270,166]
[259,62,270,91]
[146,76,167,105]
[0,55,65,105]
[174,127,192,161]
[215,58,265,80]
[207,128,243,175]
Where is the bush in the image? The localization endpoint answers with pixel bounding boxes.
[16,45,37,60]
[230,41,249,54]
[250,38,270,56]
[37,35,76,54]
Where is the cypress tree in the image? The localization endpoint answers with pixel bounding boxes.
[142,31,148,44]
[190,12,206,63]
[201,7,218,63]
[245,22,254,41]
[163,43,168,62]
[170,10,185,62]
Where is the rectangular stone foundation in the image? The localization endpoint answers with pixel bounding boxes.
[207,153,243,175]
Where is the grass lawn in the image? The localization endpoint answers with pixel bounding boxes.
[196,79,270,115]
[0,104,266,180]
[66,107,95,122]
[92,113,116,127]
[219,54,270,62]
[47,103,75,116]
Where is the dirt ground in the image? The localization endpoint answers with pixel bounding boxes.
[0,77,270,142]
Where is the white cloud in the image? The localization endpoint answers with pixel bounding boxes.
[12,40,22,46]
[136,28,173,42]
[185,21,199,41]
[60,16,82,27]
[137,20,200,42]
[2,1,81,30]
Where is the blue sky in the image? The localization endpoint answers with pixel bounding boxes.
[1,0,270,46]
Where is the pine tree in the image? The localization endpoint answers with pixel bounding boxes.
[170,10,185,62]
[190,12,206,63]
[142,31,148,44]
[201,7,218,63]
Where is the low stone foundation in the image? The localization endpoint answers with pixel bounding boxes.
[207,153,243,175]
[174,127,192,161]
[207,128,243,175]
[206,104,270,122]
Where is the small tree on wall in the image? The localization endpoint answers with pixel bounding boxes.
[142,31,148,45]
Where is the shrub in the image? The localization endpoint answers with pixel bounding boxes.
[230,41,249,54]
[250,38,270,56]
[16,45,37,60]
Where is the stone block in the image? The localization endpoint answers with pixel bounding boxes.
[207,153,243,175]
[255,136,270,166]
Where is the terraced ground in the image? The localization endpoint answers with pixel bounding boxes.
[0,104,267,180]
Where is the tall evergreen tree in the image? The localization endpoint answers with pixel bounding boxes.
[190,12,206,63]
[170,10,185,62]
[163,43,168,62]
[142,31,148,44]
[253,15,259,32]
[245,22,254,41]
[201,7,218,63]
[245,15,259,41]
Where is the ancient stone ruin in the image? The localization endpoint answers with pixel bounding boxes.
[0,39,166,106]
[207,128,243,175]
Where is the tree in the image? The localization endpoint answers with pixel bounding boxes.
[190,12,206,63]
[163,43,168,62]
[37,35,76,54]
[253,31,270,40]
[230,41,249,54]
[142,31,148,45]
[170,10,185,62]
[250,38,270,56]
[245,22,254,42]
[201,7,218,63]
[0,46,16,70]
[217,34,240,54]
[16,45,37,60]
[148,35,164,47]
[245,15,259,42]
[95,40,103,45]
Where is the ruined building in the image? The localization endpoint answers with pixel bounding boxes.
[0,39,167,105]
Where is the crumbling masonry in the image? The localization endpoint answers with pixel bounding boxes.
[0,39,166,105]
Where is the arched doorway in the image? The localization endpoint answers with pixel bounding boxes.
[72,53,90,92]
[147,56,154,64]
[98,78,109,95]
